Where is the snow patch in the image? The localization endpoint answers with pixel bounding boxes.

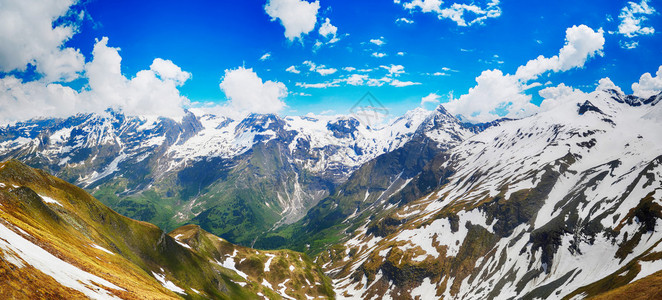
[151,271,185,294]
[0,223,124,299]
[39,194,63,207]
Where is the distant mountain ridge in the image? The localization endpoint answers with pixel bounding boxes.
[0,105,474,246]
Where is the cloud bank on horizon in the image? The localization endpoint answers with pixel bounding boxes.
[0,0,661,124]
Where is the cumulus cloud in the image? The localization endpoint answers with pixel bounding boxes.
[515,25,605,81]
[618,0,655,38]
[0,76,84,123]
[265,0,320,41]
[219,67,287,115]
[538,83,587,112]
[286,65,301,73]
[315,18,341,48]
[345,74,368,86]
[319,18,337,38]
[372,52,387,58]
[1,37,192,123]
[150,58,191,85]
[443,69,534,122]
[421,93,441,106]
[596,77,623,94]
[302,60,337,75]
[370,37,385,46]
[632,65,662,98]
[85,37,191,119]
[381,64,405,76]
[401,0,501,26]
[0,0,84,82]
[443,25,605,123]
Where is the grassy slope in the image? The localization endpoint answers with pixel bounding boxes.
[0,159,334,299]
[93,141,331,248]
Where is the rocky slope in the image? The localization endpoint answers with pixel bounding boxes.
[316,89,662,299]
[0,159,333,299]
[0,106,468,245]
[254,105,479,254]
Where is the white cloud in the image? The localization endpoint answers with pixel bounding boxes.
[443,25,605,123]
[370,37,385,46]
[397,52,406,56]
[265,0,320,41]
[420,93,441,106]
[515,25,605,81]
[286,65,301,73]
[302,60,337,75]
[0,0,84,82]
[315,67,337,76]
[367,77,390,87]
[632,65,662,98]
[260,52,272,61]
[443,69,534,122]
[380,64,405,76]
[345,74,369,86]
[319,18,337,38]
[150,58,191,85]
[0,76,83,123]
[296,65,418,89]
[303,60,316,71]
[219,66,287,115]
[390,79,421,87]
[296,81,339,88]
[618,0,655,38]
[538,83,587,112]
[620,40,639,49]
[372,52,387,58]
[403,0,443,13]
[396,17,414,24]
[1,37,192,123]
[315,18,340,48]
[85,37,190,119]
[596,77,623,94]
[402,0,501,26]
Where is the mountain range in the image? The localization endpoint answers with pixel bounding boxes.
[1,88,662,299]
[0,104,471,246]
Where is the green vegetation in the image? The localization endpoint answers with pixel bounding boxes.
[0,159,334,299]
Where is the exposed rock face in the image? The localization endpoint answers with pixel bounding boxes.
[320,90,662,299]
[0,105,472,246]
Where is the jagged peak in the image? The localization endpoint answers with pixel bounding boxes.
[578,100,604,115]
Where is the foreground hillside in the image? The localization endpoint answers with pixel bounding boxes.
[316,89,662,299]
[0,160,333,299]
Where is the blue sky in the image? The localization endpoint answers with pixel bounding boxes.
[1,0,661,123]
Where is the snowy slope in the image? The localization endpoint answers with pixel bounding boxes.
[324,90,662,299]
[0,105,473,245]
[0,160,334,299]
